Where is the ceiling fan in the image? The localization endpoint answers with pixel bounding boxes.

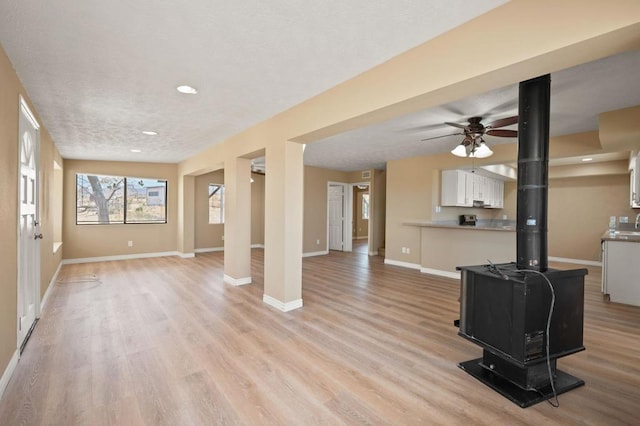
[421,116,518,158]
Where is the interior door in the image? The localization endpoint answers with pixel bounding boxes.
[17,98,41,351]
[328,184,344,251]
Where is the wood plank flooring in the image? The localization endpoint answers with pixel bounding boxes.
[1,249,639,425]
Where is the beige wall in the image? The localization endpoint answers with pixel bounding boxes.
[62,160,178,259]
[372,169,387,253]
[251,173,265,246]
[0,44,62,376]
[303,166,349,253]
[548,174,635,261]
[195,170,224,249]
[194,170,265,250]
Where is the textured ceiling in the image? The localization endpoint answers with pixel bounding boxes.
[304,50,640,171]
[0,0,507,163]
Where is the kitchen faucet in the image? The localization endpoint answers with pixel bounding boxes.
[636,213,640,229]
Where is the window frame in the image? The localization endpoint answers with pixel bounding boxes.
[75,173,168,225]
[208,183,225,224]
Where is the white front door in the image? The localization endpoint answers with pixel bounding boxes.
[17,98,41,350]
[328,184,344,251]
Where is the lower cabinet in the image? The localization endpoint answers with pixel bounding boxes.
[602,240,640,306]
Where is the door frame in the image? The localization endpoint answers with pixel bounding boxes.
[349,182,371,251]
[326,182,351,252]
[16,95,41,349]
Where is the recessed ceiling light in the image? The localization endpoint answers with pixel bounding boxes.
[142,130,158,136]
[581,157,593,162]
[177,85,198,94]
[130,149,142,153]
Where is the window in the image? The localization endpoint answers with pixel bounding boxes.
[209,184,225,224]
[76,174,167,224]
[362,193,370,220]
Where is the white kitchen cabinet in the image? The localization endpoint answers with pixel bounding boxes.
[630,156,640,208]
[441,169,504,208]
[441,170,472,207]
[602,239,640,306]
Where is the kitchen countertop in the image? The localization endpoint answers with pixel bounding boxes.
[405,220,516,232]
[601,228,640,243]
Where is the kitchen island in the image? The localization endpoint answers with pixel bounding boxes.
[601,228,640,307]
[405,221,516,279]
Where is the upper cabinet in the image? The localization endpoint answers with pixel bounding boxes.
[441,170,504,208]
[630,153,640,208]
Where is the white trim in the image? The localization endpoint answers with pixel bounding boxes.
[368,250,378,256]
[223,274,252,286]
[263,294,303,312]
[52,241,63,254]
[0,350,19,401]
[194,247,224,253]
[548,257,602,267]
[355,236,368,240]
[384,258,421,270]
[40,261,62,315]
[303,250,329,258]
[251,244,265,249]
[179,252,195,259]
[420,267,461,280]
[62,251,180,264]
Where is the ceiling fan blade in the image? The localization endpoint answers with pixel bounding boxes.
[420,132,464,142]
[444,122,469,130]
[486,129,518,138]
[486,115,518,129]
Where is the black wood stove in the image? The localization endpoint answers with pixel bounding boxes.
[456,75,587,408]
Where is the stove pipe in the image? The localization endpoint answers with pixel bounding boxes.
[516,75,550,271]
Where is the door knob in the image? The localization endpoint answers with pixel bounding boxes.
[34,233,43,240]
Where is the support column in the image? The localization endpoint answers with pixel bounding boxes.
[263,141,304,312]
[223,157,252,286]
[177,174,195,258]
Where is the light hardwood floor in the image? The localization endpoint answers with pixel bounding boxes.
[1,250,639,425]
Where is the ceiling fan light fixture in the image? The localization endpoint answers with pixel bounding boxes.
[451,144,468,157]
[471,139,493,158]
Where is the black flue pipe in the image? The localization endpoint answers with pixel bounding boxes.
[516,75,550,271]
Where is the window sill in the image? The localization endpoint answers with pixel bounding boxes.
[53,241,63,254]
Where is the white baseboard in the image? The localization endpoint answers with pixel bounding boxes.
[194,247,224,253]
[0,350,19,401]
[383,258,421,270]
[354,236,368,240]
[195,245,263,253]
[263,295,303,312]
[303,250,329,258]
[420,267,461,280]
[368,251,378,256]
[40,261,62,315]
[548,257,602,267]
[178,252,195,259]
[223,274,252,286]
[62,251,180,264]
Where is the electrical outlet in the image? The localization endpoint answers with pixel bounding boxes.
[435,205,441,213]
[406,247,411,254]
[619,216,629,224]
[316,239,320,245]
[128,240,133,247]
[503,214,508,220]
